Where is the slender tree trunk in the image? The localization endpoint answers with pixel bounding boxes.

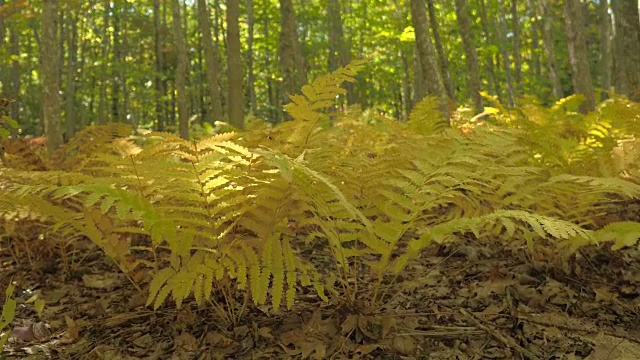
[454,0,483,113]
[478,0,500,98]
[401,48,412,120]
[153,0,166,131]
[564,0,596,113]
[612,0,640,100]
[511,0,522,91]
[98,0,110,124]
[327,0,344,71]
[8,25,20,123]
[41,0,63,155]
[279,0,304,99]
[0,0,4,55]
[65,13,78,139]
[426,0,455,102]
[328,0,355,104]
[227,0,244,128]
[197,0,223,122]
[410,0,449,120]
[262,5,279,122]
[120,0,129,125]
[171,0,190,139]
[247,0,257,115]
[538,0,563,99]
[496,0,516,106]
[599,0,613,95]
[527,0,542,81]
[112,0,121,122]
[59,9,65,96]
[412,42,423,107]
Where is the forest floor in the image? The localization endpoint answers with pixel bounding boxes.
[2,233,640,360]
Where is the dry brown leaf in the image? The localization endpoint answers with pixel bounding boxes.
[59,316,80,344]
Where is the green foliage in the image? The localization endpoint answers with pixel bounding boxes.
[0,283,17,349]
[1,63,640,319]
[407,96,448,135]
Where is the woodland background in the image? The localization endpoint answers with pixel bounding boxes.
[0,0,639,149]
[2,0,640,358]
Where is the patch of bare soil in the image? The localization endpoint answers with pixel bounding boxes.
[2,236,640,360]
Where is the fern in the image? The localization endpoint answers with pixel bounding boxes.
[4,62,640,319]
[408,96,449,135]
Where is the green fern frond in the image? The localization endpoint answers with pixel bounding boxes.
[408,96,449,135]
[594,221,640,250]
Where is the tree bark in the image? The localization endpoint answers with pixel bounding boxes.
[477,0,500,98]
[246,0,257,115]
[97,0,110,124]
[599,0,612,95]
[328,0,355,104]
[496,0,517,106]
[112,1,121,122]
[328,0,347,72]
[197,0,223,122]
[410,0,449,120]
[153,0,167,131]
[454,0,483,113]
[511,0,522,91]
[538,0,563,100]
[171,0,190,139]
[426,0,456,102]
[526,0,542,80]
[120,0,129,125]
[41,0,64,155]
[279,0,305,99]
[65,13,78,139]
[0,0,5,53]
[564,0,596,113]
[226,0,244,128]
[612,0,640,100]
[8,23,20,123]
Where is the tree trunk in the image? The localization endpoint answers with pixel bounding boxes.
[401,48,412,120]
[262,6,279,122]
[120,0,129,125]
[98,0,110,124]
[599,0,613,95]
[564,0,596,113]
[426,0,456,102]
[496,0,517,106]
[171,0,190,139]
[153,0,167,131]
[226,0,244,128]
[41,0,63,155]
[0,0,5,55]
[412,42,423,107]
[112,1,121,122]
[279,0,304,99]
[410,0,449,120]
[8,24,20,124]
[526,0,542,80]
[197,0,223,122]
[538,0,563,99]
[478,0,500,98]
[511,0,522,91]
[246,0,257,115]
[65,13,78,139]
[328,0,346,71]
[328,0,354,104]
[454,0,483,113]
[612,0,640,100]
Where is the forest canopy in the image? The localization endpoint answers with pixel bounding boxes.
[0,0,638,148]
[1,1,640,359]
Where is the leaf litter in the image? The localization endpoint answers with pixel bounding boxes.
[2,231,640,359]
